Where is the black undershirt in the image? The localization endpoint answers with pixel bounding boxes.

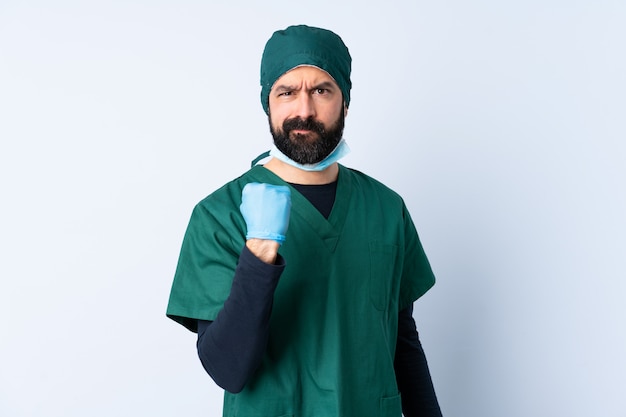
[196,181,442,416]
[289,181,337,218]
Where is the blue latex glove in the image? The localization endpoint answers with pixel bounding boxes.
[240,183,291,244]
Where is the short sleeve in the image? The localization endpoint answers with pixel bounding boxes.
[398,203,436,310]
[166,194,246,332]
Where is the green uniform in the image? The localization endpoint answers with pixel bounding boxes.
[167,164,435,417]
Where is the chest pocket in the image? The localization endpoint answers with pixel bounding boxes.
[369,241,399,311]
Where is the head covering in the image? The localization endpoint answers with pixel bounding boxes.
[260,24,352,115]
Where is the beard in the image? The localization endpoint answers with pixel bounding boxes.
[269,110,345,165]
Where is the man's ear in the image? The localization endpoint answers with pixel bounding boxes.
[344,103,349,118]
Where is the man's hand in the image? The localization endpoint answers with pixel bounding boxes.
[245,239,281,264]
[240,183,291,263]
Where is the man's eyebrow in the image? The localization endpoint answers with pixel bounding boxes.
[273,81,337,93]
[273,84,296,93]
[311,81,337,90]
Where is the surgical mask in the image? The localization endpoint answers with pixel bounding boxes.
[268,139,351,172]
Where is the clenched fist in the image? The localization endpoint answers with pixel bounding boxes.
[240,183,291,245]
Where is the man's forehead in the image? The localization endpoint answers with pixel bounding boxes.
[272,65,339,89]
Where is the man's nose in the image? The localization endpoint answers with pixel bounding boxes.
[293,93,316,119]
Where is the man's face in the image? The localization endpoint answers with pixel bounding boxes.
[268,66,346,165]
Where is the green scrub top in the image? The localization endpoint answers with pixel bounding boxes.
[167,164,435,417]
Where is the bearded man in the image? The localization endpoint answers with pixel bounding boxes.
[167,24,443,417]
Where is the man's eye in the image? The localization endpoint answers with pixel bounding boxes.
[315,89,327,95]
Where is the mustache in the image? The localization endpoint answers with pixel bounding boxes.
[282,117,326,135]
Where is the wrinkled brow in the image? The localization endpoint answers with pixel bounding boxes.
[273,81,337,93]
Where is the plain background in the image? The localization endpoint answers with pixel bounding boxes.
[1,1,625,416]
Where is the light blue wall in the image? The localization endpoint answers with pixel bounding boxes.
[1,1,624,416]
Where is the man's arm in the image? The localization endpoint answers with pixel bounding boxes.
[196,243,284,393]
[197,183,291,393]
[395,305,443,417]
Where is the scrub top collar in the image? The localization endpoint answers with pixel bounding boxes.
[247,164,353,252]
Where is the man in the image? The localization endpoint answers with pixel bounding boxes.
[167,24,442,417]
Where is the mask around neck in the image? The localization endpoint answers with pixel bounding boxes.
[269,139,351,172]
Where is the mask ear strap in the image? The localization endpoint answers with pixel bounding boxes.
[251,150,271,168]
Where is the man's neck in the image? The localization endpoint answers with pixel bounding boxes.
[264,157,339,185]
